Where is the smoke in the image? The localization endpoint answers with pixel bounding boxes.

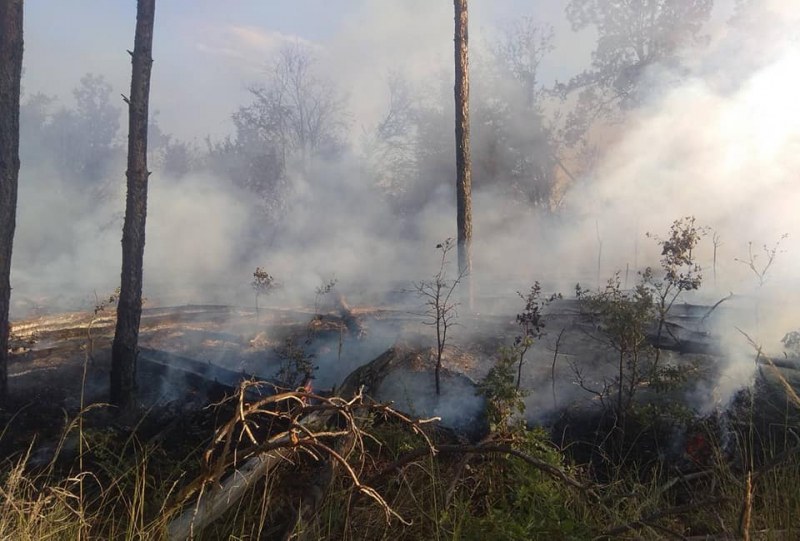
[11,1,800,418]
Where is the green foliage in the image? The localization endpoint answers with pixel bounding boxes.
[478,347,527,434]
[577,218,708,431]
[6,390,800,540]
[646,215,706,293]
[560,0,713,144]
[251,266,276,318]
[583,274,655,359]
[454,429,593,541]
[643,216,706,373]
[577,271,690,442]
[274,337,316,389]
[513,282,561,390]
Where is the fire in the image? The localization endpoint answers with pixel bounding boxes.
[685,432,711,465]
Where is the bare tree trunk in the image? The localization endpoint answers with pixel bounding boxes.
[454,0,473,310]
[0,0,23,403]
[111,0,155,411]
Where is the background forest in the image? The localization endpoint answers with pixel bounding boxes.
[12,0,798,315]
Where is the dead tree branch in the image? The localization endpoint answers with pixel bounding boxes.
[368,442,591,495]
[599,497,729,539]
[166,381,436,540]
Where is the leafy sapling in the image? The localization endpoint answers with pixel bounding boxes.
[479,347,528,434]
[643,216,706,370]
[274,337,317,390]
[579,273,656,431]
[513,282,560,391]
[252,267,276,320]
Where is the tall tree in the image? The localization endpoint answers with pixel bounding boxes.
[0,0,23,403]
[486,18,559,209]
[47,74,121,197]
[111,0,155,410]
[220,43,348,216]
[454,0,472,307]
[560,0,713,144]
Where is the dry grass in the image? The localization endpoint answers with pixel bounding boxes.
[1,374,799,540]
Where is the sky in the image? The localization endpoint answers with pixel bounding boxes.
[22,0,591,140]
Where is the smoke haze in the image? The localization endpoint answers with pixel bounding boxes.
[11,0,800,414]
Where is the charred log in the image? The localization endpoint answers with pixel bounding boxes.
[646,320,720,355]
[333,293,365,339]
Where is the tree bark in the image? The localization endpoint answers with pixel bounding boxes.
[454,0,473,309]
[0,0,24,404]
[111,0,155,411]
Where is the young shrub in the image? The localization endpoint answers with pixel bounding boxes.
[513,283,561,391]
[251,267,276,320]
[313,275,337,314]
[274,337,316,389]
[479,347,527,435]
[414,238,465,395]
[644,215,706,370]
[578,273,656,434]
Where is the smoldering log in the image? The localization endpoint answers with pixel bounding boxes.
[333,292,365,339]
[646,320,719,355]
[138,347,272,399]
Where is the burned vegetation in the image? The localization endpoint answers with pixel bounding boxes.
[3,219,800,540]
[3,1,800,540]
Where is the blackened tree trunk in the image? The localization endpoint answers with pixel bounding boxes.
[111,0,155,410]
[454,0,473,309]
[0,0,24,403]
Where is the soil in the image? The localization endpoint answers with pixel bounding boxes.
[3,298,797,468]
[0,302,500,464]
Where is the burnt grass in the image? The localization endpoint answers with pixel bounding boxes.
[2,302,800,538]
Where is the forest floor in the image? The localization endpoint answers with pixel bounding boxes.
[2,300,800,539]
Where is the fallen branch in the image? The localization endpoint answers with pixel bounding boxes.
[166,445,292,540]
[369,442,590,494]
[333,293,365,339]
[655,470,713,496]
[700,292,734,326]
[166,381,435,540]
[599,497,729,539]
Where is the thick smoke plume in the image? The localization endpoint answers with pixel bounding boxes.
[11,1,800,415]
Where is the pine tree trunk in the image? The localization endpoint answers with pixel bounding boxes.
[0,0,24,404]
[111,0,155,411]
[454,0,473,309]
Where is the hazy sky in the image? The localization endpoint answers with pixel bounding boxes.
[23,1,588,141]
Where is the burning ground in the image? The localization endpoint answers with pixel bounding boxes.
[5,281,799,444]
[5,209,800,541]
